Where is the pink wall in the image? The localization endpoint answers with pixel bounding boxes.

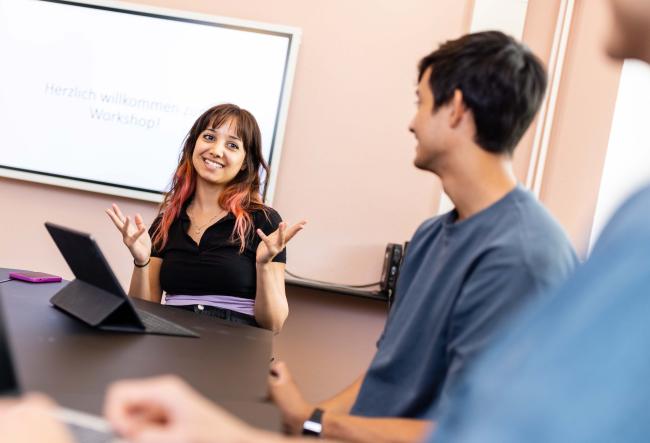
[513,0,563,181]
[0,0,471,400]
[0,0,474,285]
[538,0,623,255]
[124,0,473,286]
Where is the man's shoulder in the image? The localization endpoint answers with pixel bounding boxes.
[478,189,577,278]
[465,186,561,244]
[508,189,573,248]
[508,187,559,227]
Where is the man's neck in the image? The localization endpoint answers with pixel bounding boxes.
[438,151,517,221]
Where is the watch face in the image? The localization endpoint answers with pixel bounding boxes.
[303,420,322,435]
[302,408,324,436]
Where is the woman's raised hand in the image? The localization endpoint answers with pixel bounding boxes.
[106,203,152,266]
[256,220,307,265]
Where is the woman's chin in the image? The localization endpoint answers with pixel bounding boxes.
[196,171,231,187]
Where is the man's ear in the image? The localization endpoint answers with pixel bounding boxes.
[449,89,467,128]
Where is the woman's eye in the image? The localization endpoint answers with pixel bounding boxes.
[228,142,239,149]
[203,133,215,141]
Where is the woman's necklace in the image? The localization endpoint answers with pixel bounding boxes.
[189,205,226,235]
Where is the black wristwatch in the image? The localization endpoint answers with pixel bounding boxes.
[302,408,324,437]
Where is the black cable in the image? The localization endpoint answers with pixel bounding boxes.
[0,279,11,284]
[285,270,381,289]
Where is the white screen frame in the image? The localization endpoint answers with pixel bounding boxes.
[0,0,301,204]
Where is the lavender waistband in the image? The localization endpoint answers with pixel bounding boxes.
[164,294,255,316]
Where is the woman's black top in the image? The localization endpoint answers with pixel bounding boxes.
[149,205,286,300]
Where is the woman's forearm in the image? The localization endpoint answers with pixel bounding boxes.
[128,258,162,303]
[128,266,151,300]
[254,263,289,333]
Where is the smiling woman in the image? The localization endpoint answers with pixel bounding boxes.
[106,104,306,332]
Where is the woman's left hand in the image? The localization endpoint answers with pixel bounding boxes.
[256,220,307,264]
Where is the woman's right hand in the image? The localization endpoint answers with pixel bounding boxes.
[106,203,152,266]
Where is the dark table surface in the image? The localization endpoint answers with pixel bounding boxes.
[0,268,281,431]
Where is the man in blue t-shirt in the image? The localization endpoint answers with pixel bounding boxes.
[260,31,577,443]
[16,31,578,443]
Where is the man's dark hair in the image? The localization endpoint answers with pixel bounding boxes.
[418,31,547,155]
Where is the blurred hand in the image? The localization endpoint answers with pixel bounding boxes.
[106,203,152,266]
[105,375,256,443]
[256,220,307,265]
[0,394,73,443]
[268,361,314,435]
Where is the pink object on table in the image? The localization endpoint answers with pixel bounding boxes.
[9,271,62,283]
